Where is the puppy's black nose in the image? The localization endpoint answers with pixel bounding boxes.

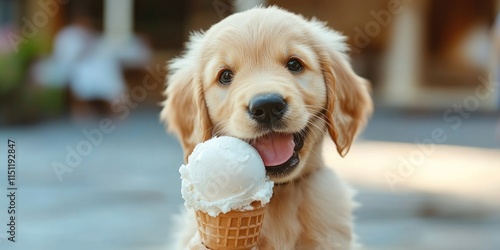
[248,93,287,125]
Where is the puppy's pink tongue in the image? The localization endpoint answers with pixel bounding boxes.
[252,134,295,166]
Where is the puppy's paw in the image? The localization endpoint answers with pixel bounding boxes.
[187,232,208,250]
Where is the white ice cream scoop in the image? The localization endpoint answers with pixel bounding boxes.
[180,136,274,217]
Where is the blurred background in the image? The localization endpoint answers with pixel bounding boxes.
[0,0,499,249]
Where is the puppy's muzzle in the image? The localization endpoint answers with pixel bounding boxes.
[248,93,287,126]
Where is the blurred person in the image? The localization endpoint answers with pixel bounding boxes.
[32,10,151,120]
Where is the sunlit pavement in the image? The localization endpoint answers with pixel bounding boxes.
[325,140,500,250]
[0,108,498,250]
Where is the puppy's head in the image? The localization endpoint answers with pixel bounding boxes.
[161,6,372,183]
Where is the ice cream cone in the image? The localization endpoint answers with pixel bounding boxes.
[195,201,265,250]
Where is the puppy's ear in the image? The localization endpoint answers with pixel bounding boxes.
[311,22,373,157]
[160,32,213,161]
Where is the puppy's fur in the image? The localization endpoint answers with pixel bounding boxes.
[161,6,372,250]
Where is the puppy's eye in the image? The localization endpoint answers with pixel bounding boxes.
[218,70,234,85]
[286,59,303,72]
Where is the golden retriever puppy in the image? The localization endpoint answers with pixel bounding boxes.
[161,6,372,250]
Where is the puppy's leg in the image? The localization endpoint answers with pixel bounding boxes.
[187,232,208,250]
[298,167,357,250]
[170,208,203,250]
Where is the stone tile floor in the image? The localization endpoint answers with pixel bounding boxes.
[0,108,498,250]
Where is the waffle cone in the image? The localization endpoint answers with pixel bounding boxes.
[195,201,265,250]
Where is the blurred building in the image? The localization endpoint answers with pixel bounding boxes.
[1,0,499,125]
[270,0,500,111]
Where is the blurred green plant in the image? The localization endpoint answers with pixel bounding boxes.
[0,38,65,124]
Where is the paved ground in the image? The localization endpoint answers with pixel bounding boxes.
[0,108,499,250]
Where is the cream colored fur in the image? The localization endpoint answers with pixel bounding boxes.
[161,6,372,250]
